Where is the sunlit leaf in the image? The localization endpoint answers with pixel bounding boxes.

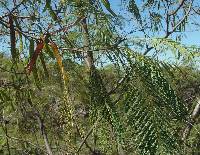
[50,41,68,82]
[128,0,142,24]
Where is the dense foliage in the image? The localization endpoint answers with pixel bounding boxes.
[0,0,200,154]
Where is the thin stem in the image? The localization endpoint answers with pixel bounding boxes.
[4,123,11,155]
[169,0,186,16]
[76,117,101,153]
[182,98,200,140]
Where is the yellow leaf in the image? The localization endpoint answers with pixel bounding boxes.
[50,42,68,83]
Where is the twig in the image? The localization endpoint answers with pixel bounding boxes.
[143,0,193,55]
[35,114,53,155]
[10,0,26,13]
[74,122,93,153]
[166,0,193,38]
[0,17,39,39]
[26,92,53,155]
[50,16,84,35]
[76,117,101,153]
[192,7,200,15]
[169,0,186,15]
[0,134,48,153]
[107,69,130,95]
[3,123,11,155]
[143,46,153,55]
[0,0,26,19]
[62,38,126,53]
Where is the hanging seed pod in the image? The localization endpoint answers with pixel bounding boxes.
[26,39,44,74]
[9,14,17,63]
[29,39,41,89]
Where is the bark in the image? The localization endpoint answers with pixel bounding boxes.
[81,17,94,70]
[27,95,53,155]
[80,15,125,155]
[182,98,200,140]
[36,115,53,155]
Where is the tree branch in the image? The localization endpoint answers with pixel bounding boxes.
[0,0,26,19]
[144,0,193,55]
[182,98,200,141]
[36,114,53,155]
[169,0,186,16]
[77,117,101,153]
[75,122,93,153]
[166,0,193,38]
[26,94,53,155]
[0,16,38,39]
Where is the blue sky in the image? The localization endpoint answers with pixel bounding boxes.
[1,0,200,63]
[107,0,200,46]
[102,0,200,67]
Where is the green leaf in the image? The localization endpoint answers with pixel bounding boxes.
[43,0,57,21]
[144,0,154,7]
[128,0,142,24]
[44,35,55,59]
[39,53,49,79]
[101,0,117,17]
[122,49,187,154]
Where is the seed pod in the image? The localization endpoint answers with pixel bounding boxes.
[9,14,16,62]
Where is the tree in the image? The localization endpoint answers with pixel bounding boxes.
[0,0,200,154]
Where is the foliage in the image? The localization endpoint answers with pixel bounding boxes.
[0,0,200,155]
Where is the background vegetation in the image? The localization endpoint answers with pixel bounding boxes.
[0,0,200,154]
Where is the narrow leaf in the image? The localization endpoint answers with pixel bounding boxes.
[50,42,68,82]
[128,0,142,24]
[101,0,117,16]
[39,52,49,79]
[44,0,58,21]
